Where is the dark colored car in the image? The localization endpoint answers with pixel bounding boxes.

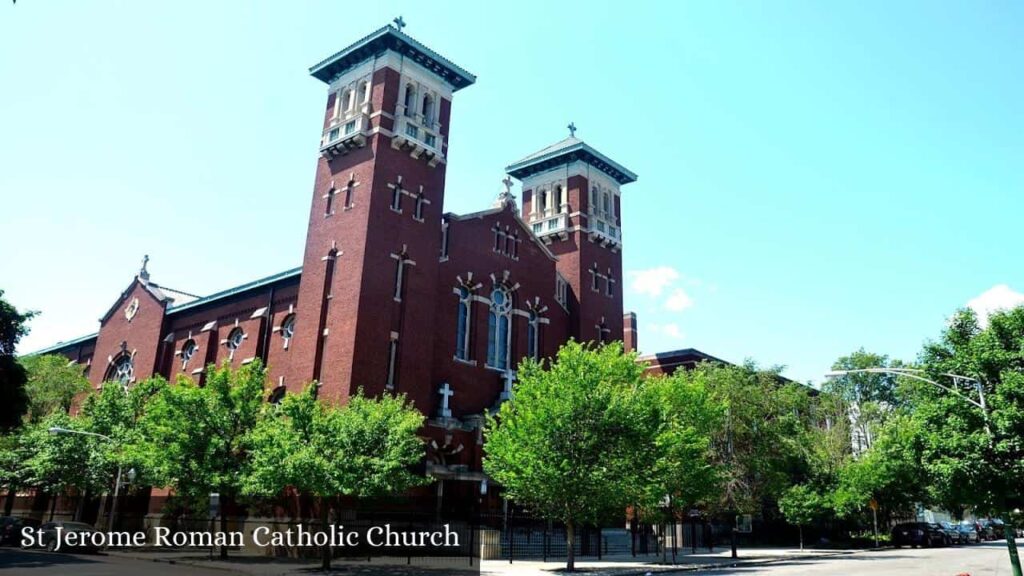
[939,521,962,544]
[976,520,998,541]
[0,517,40,546]
[25,521,102,553]
[891,522,949,547]
[957,521,981,543]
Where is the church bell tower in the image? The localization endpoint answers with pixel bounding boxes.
[291,22,476,402]
[506,129,637,345]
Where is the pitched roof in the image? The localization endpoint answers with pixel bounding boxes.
[28,332,98,356]
[309,24,476,90]
[166,266,302,315]
[27,267,303,357]
[506,137,638,185]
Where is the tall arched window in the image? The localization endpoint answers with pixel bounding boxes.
[106,354,134,387]
[403,84,416,116]
[527,311,540,360]
[455,287,472,360]
[591,186,599,213]
[422,94,434,124]
[487,286,512,370]
[359,80,371,104]
[536,190,547,215]
[554,185,564,211]
[603,192,611,215]
[341,88,354,112]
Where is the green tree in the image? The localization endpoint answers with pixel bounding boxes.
[243,386,426,570]
[133,362,263,557]
[484,342,658,572]
[0,289,36,430]
[639,370,723,525]
[914,306,1024,564]
[832,415,927,522]
[779,484,829,550]
[20,413,109,520]
[823,349,904,453]
[21,354,91,424]
[700,362,813,516]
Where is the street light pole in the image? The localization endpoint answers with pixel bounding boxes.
[824,368,1020,576]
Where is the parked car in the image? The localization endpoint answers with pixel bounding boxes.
[891,522,949,548]
[939,521,962,544]
[23,521,102,553]
[977,520,998,541]
[957,521,982,543]
[0,517,39,546]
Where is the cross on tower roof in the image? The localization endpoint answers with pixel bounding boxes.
[393,16,406,31]
[502,176,514,194]
[567,122,577,137]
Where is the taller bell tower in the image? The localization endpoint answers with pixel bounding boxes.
[506,133,637,345]
[292,23,475,403]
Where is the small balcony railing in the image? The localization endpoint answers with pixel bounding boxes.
[391,114,445,166]
[530,213,569,239]
[320,111,369,156]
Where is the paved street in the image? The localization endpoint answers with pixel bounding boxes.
[688,542,1016,576]
[0,548,231,575]
[0,542,1017,575]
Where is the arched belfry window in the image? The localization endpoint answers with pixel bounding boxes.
[554,185,564,211]
[536,189,548,215]
[403,84,416,116]
[359,80,371,104]
[422,94,434,124]
[106,354,134,388]
[487,286,512,370]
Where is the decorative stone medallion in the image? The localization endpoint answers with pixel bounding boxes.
[124,297,140,322]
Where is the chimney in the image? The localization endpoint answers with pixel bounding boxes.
[623,312,637,353]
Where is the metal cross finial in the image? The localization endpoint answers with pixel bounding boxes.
[567,122,577,137]
[393,16,406,31]
[502,176,514,194]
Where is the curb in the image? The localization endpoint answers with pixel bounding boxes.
[605,550,862,576]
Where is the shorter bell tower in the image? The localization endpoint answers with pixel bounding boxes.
[506,129,637,344]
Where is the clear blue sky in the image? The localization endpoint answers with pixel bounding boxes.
[2,1,1022,385]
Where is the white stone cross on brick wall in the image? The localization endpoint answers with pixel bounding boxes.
[438,382,454,418]
[501,370,516,401]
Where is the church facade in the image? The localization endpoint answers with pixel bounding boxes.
[33,23,658,516]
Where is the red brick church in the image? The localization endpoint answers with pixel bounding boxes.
[32,23,707,519]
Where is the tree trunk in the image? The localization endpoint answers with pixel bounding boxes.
[566,520,575,572]
[3,486,15,516]
[219,503,229,559]
[74,489,87,522]
[320,497,331,571]
[48,491,57,521]
[798,525,804,551]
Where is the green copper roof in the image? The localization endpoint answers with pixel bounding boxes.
[27,332,98,356]
[167,266,302,314]
[309,24,476,90]
[505,137,638,185]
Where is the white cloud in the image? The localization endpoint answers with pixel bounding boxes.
[647,322,685,341]
[628,266,680,297]
[664,288,694,312]
[968,284,1024,327]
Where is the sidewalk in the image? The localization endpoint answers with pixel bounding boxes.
[105,546,861,576]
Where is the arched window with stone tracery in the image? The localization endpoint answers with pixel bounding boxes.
[487,286,512,370]
[105,354,134,387]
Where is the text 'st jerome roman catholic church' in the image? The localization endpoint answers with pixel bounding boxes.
[34,22,707,517]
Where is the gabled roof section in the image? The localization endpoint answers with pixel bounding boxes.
[166,266,302,315]
[445,205,558,263]
[28,332,98,357]
[98,277,172,324]
[506,137,638,185]
[309,24,476,90]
